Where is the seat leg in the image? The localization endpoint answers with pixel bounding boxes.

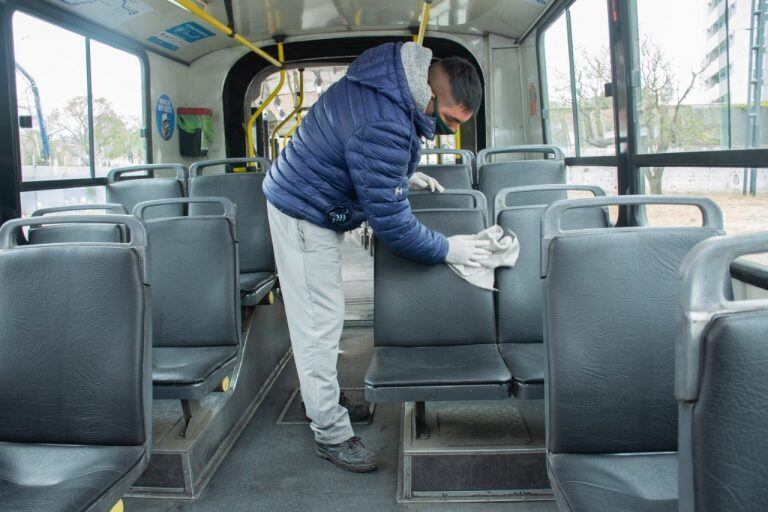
[414,401,430,439]
[180,399,212,439]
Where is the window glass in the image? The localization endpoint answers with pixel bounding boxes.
[90,40,145,176]
[542,13,575,156]
[14,11,89,181]
[568,0,616,156]
[636,0,727,153]
[20,186,106,218]
[567,165,619,222]
[641,166,768,265]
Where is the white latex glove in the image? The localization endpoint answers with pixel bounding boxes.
[445,235,491,268]
[408,172,445,193]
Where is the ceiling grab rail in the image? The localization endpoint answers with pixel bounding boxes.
[270,68,304,158]
[170,0,282,67]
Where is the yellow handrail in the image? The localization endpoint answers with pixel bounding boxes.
[246,41,285,159]
[285,109,302,138]
[171,0,283,68]
[270,68,304,157]
[415,1,432,45]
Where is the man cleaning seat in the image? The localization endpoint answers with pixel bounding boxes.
[263,41,484,472]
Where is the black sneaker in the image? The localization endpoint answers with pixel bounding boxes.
[315,436,377,473]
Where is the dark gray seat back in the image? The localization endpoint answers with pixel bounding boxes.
[477,146,566,220]
[409,189,487,212]
[27,204,127,244]
[374,207,495,348]
[417,164,472,189]
[419,148,475,184]
[107,164,186,220]
[543,195,723,455]
[495,185,609,343]
[188,157,274,274]
[676,232,768,512]
[0,215,150,447]
[134,198,240,349]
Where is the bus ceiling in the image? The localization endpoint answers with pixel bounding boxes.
[31,1,554,65]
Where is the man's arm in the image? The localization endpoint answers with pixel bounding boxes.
[345,120,448,265]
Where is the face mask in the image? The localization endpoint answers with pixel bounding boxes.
[432,96,455,135]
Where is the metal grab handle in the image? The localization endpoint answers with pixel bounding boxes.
[108,164,186,182]
[409,189,488,212]
[31,204,127,216]
[132,197,236,220]
[494,184,606,220]
[676,232,768,402]
[0,214,147,249]
[189,157,272,177]
[420,148,475,165]
[477,145,565,167]
[540,195,723,278]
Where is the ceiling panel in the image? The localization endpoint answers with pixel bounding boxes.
[40,0,552,63]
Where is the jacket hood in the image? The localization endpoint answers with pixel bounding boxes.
[346,42,435,140]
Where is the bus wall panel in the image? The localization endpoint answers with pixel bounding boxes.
[148,52,192,167]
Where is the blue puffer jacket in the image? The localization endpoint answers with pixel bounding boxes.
[262,42,449,264]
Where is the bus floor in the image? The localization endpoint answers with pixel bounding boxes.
[125,232,557,512]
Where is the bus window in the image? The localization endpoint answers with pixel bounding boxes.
[90,40,145,177]
[13,12,89,182]
[12,10,146,214]
[636,0,767,153]
[541,13,573,156]
[541,0,615,158]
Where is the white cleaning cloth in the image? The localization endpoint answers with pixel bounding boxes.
[446,225,520,291]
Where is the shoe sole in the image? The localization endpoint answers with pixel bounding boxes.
[314,446,377,473]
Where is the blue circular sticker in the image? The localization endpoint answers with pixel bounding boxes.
[155,94,175,141]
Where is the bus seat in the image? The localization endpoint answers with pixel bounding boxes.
[0,215,151,512]
[419,148,476,185]
[27,204,127,244]
[495,185,609,399]
[188,157,276,306]
[409,189,487,212]
[477,146,566,221]
[133,197,241,401]
[364,207,511,403]
[107,164,186,220]
[676,232,768,512]
[542,196,724,512]
[417,164,472,189]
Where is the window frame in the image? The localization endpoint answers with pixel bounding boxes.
[5,0,152,195]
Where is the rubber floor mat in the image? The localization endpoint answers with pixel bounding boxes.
[437,404,530,446]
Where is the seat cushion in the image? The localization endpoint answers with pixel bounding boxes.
[365,344,512,388]
[239,272,275,293]
[548,452,677,512]
[153,346,237,385]
[0,443,144,512]
[499,343,544,384]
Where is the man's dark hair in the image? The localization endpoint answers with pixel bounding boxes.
[432,57,483,115]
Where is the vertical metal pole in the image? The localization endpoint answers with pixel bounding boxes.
[85,38,96,179]
[607,0,641,225]
[565,9,581,157]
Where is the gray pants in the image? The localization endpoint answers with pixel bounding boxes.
[267,202,354,445]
